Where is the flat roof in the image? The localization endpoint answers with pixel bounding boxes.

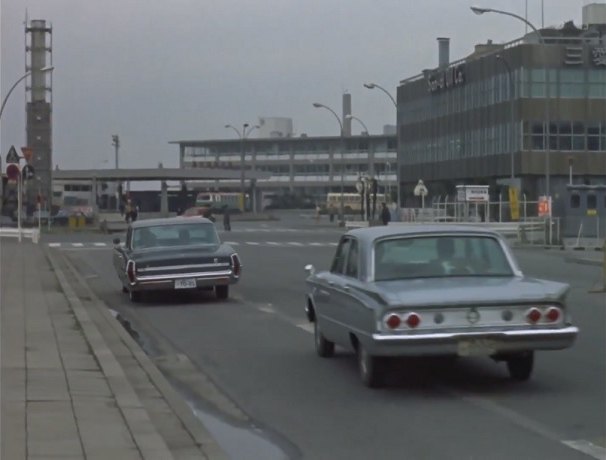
[52,168,270,181]
[169,134,395,145]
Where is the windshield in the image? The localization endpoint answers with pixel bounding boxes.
[374,235,513,281]
[132,222,219,249]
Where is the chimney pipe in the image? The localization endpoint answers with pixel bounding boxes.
[437,37,450,68]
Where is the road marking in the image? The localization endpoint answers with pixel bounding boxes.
[296,323,314,334]
[71,243,84,247]
[308,242,324,246]
[328,242,338,246]
[93,242,107,247]
[561,440,606,459]
[245,242,260,246]
[48,243,61,248]
[223,241,239,246]
[258,305,276,314]
[287,242,303,246]
[267,242,281,246]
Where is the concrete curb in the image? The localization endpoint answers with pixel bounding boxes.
[56,249,229,460]
[564,257,603,267]
[45,249,176,460]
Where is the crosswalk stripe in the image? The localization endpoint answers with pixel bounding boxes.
[308,242,323,246]
[246,242,260,246]
[48,243,61,248]
[224,241,239,246]
[267,242,281,246]
[93,242,107,247]
[287,242,303,246]
[72,243,84,247]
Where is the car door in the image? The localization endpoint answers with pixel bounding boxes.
[316,237,352,345]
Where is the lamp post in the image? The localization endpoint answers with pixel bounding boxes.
[471,6,550,197]
[496,54,516,180]
[313,102,344,220]
[225,123,259,211]
[0,66,54,120]
[364,82,401,209]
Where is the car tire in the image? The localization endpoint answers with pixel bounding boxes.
[358,344,383,388]
[506,351,534,381]
[129,289,142,303]
[215,285,229,300]
[314,321,335,358]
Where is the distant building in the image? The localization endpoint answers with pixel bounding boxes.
[396,3,606,204]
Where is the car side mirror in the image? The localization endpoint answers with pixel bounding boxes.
[305,264,315,276]
[113,237,121,245]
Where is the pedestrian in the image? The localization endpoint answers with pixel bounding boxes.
[131,202,139,222]
[315,204,321,223]
[124,200,132,223]
[223,205,231,231]
[380,202,391,226]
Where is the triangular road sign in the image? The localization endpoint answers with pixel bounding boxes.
[6,145,20,164]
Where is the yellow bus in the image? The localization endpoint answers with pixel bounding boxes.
[326,193,387,213]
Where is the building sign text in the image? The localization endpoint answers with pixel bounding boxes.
[427,65,465,93]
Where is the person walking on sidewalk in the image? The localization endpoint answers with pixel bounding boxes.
[380,202,391,226]
[223,205,231,231]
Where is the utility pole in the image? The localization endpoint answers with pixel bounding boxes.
[112,134,120,211]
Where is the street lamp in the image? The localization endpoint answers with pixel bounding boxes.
[363,81,401,209]
[0,66,54,120]
[225,123,259,211]
[345,114,369,135]
[313,102,345,220]
[471,5,550,197]
[496,54,516,180]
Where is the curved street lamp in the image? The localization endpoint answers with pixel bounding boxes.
[225,122,259,210]
[345,114,369,135]
[0,66,54,120]
[471,5,550,197]
[313,102,345,220]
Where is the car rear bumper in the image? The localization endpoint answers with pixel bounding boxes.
[129,270,238,292]
[366,326,579,356]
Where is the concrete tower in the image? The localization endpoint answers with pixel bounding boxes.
[25,19,53,207]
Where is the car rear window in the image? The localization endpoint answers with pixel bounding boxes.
[133,223,219,249]
[374,235,513,281]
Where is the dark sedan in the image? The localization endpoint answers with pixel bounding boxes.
[112,216,241,302]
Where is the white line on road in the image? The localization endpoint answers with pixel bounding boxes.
[93,242,107,247]
[267,242,281,246]
[308,243,324,246]
[71,243,84,247]
[296,323,314,334]
[48,243,61,248]
[287,242,303,246]
[562,440,606,459]
[224,242,239,246]
[245,242,260,246]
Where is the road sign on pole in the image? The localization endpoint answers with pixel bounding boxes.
[6,145,19,164]
[21,146,33,163]
[22,164,35,181]
[6,163,20,182]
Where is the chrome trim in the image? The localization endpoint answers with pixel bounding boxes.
[135,269,233,282]
[137,262,229,273]
[372,326,579,342]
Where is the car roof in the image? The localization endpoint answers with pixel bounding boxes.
[347,224,501,243]
[130,216,214,228]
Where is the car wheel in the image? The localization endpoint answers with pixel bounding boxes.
[314,321,334,358]
[358,344,382,388]
[506,351,534,381]
[129,289,142,303]
[215,285,229,300]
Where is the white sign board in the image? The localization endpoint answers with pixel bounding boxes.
[465,187,489,202]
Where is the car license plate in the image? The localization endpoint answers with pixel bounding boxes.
[175,278,196,289]
[457,339,498,357]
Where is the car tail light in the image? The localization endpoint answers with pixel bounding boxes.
[405,313,421,328]
[545,307,561,322]
[526,307,542,324]
[385,314,401,329]
[126,260,136,283]
[231,254,241,277]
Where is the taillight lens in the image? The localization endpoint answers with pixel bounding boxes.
[405,313,421,328]
[545,307,561,322]
[126,260,136,283]
[386,314,401,329]
[231,254,241,277]
[526,307,542,324]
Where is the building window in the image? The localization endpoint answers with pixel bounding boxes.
[570,194,580,208]
[587,195,597,210]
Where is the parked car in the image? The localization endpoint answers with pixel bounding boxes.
[304,225,578,387]
[112,216,241,302]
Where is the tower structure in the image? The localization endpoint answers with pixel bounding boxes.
[25,19,53,206]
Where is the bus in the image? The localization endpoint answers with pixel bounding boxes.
[195,192,248,212]
[326,192,387,213]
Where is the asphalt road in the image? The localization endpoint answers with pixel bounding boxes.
[47,213,606,460]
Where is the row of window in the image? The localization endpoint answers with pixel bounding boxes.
[522,120,606,151]
[399,68,606,124]
[183,139,396,158]
[570,194,606,209]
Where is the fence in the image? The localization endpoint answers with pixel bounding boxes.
[0,227,40,243]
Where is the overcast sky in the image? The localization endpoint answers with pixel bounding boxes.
[0,0,592,169]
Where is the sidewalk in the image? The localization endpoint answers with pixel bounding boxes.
[1,239,227,460]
